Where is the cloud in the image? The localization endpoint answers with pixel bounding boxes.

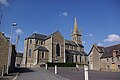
[0,0,9,6]
[97,43,103,46]
[104,34,120,42]
[59,12,68,17]
[86,33,93,37]
[15,28,24,34]
[88,33,93,37]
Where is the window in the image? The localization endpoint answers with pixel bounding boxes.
[67,45,69,49]
[107,65,109,69]
[30,39,32,44]
[74,47,77,50]
[41,51,45,58]
[107,58,109,62]
[56,44,60,56]
[112,58,114,62]
[117,56,119,61]
[36,40,38,44]
[41,41,43,45]
[29,49,32,57]
[71,46,73,49]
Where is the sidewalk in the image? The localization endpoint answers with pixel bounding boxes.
[0,72,17,80]
[0,67,21,80]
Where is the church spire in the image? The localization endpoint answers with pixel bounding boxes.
[72,17,82,44]
[73,17,78,34]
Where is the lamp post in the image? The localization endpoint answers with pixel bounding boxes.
[7,22,17,74]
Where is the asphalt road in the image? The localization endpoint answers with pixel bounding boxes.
[48,67,120,80]
[15,67,69,80]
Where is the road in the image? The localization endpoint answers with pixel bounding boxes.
[15,67,69,80]
[48,67,120,80]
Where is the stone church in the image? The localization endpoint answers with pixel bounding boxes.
[22,18,87,67]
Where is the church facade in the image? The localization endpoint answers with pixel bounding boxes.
[22,18,87,67]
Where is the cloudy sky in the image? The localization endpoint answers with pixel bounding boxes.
[0,0,120,53]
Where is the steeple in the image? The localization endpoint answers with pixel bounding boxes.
[73,17,78,34]
[71,17,82,44]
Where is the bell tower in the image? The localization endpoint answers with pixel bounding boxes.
[71,17,82,44]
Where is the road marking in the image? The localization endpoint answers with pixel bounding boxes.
[13,72,20,80]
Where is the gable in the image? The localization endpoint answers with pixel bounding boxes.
[52,31,64,42]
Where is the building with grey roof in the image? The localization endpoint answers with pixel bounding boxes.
[22,18,87,67]
[88,44,120,71]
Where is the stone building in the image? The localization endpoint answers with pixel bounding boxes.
[22,18,87,67]
[15,52,23,67]
[0,32,17,75]
[88,44,120,71]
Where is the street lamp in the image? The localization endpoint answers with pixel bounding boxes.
[10,22,17,43]
[7,22,17,74]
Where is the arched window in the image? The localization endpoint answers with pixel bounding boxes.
[30,39,32,44]
[41,51,45,58]
[36,40,38,44]
[56,44,60,56]
[29,49,32,57]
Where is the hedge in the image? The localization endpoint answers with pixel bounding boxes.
[46,62,76,67]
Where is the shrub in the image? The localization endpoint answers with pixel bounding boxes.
[46,62,76,67]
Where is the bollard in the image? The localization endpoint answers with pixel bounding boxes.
[1,66,4,77]
[55,65,57,74]
[45,64,48,70]
[84,65,89,80]
[76,64,79,68]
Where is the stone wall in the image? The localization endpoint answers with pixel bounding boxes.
[0,32,9,75]
[52,32,64,62]
[45,38,52,62]
[89,47,101,70]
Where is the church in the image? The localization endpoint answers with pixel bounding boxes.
[22,18,87,67]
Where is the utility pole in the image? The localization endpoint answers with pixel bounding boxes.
[7,22,17,74]
[16,35,20,50]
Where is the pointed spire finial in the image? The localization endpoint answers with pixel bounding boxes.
[73,17,78,34]
[74,17,77,26]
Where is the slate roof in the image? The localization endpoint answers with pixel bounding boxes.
[65,50,87,56]
[92,44,120,59]
[65,40,78,46]
[78,44,84,48]
[25,33,47,40]
[65,50,82,55]
[97,46,104,53]
[16,53,23,57]
[34,46,49,51]
[80,51,88,56]
[100,44,120,59]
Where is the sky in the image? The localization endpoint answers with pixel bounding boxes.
[0,0,120,53]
